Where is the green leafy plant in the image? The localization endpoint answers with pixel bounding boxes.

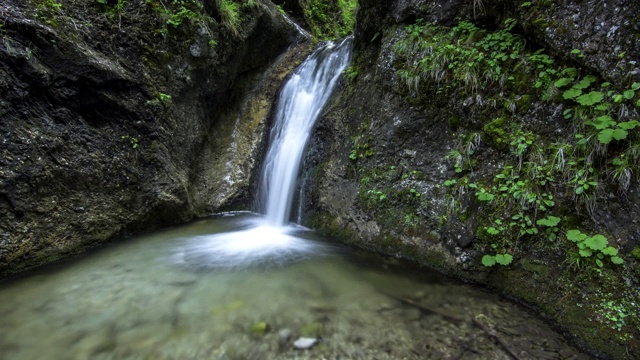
[536,215,560,241]
[34,0,63,26]
[484,219,505,235]
[482,253,513,267]
[158,92,172,104]
[344,65,359,82]
[218,0,240,35]
[349,123,374,161]
[146,92,172,106]
[121,135,139,149]
[565,230,623,267]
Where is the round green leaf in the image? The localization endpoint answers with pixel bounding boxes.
[566,229,586,242]
[610,256,624,265]
[482,255,496,267]
[624,89,635,99]
[601,246,618,256]
[585,234,608,250]
[575,186,584,194]
[495,254,513,265]
[579,248,593,257]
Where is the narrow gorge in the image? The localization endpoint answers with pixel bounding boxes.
[1,0,639,358]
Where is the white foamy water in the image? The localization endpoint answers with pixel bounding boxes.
[260,37,353,226]
[176,216,332,269]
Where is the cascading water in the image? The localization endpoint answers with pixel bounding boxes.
[176,38,353,268]
[259,37,353,226]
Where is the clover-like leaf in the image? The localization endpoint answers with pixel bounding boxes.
[601,246,618,256]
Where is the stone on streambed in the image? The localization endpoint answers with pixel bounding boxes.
[278,328,292,340]
[293,337,318,349]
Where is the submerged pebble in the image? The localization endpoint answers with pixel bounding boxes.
[293,337,318,349]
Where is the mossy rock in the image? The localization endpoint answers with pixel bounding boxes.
[250,321,270,336]
[482,117,509,152]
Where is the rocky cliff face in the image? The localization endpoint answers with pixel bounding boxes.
[0,0,311,276]
[304,0,640,358]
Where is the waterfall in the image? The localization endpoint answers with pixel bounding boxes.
[177,38,353,269]
[259,37,353,226]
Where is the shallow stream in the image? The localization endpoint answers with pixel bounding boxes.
[0,213,590,360]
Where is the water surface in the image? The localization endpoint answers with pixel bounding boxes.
[0,213,590,360]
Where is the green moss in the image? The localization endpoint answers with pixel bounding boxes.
[250,321,270,336]
[448,115,461,131]
[520,258,550,276]
[515,94,532,113]
[532,18,549,28]
[631,247,640,260]
[482,116,509,151]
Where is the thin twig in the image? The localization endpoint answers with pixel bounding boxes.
[471,315,522,360]
[379,291,464,323]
